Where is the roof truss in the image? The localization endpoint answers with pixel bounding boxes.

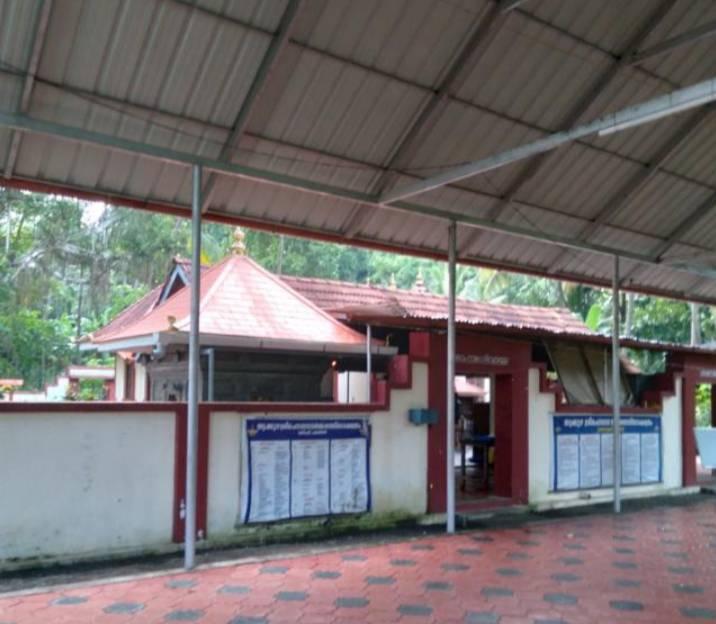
[200,0,303,213]
[3,0,52,179]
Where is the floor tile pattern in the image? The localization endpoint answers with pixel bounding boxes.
[2,499,716,623]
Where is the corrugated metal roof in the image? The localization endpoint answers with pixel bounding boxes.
[2,0,716,303]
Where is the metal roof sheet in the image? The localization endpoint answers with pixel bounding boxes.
[2,0,716,303]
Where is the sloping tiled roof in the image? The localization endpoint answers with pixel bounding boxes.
[91,257,207,341]
[92,256,367,346]
[283,276,593,337]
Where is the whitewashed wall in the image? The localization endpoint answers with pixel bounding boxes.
[45,375,69,401]
[0,410,175,564]
[528,369,685,509]
[207,363,429,535]
[661,378,683,489]
[336,372,370,403]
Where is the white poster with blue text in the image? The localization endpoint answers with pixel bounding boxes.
[552,414,661,491]
[242,418,370,523]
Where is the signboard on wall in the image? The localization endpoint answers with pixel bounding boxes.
[242,418,370,523]
[552,414,661,491]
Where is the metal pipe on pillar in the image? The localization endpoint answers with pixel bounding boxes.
[366,324,372,402]
[612,255,622,514]
[446,221,457,533]
[185,164,202,570]
[202,347,215,402]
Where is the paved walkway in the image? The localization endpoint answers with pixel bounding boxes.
[2,499,716,623]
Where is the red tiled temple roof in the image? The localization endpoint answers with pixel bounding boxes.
[282,276,593,336]
[91,257,206,342]
[92,256,367,346]
[91,284,163,341]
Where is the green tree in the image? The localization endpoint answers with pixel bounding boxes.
[1,186,710,394]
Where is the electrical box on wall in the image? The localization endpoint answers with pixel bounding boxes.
[408,408,438,426]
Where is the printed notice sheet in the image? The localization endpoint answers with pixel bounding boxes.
[640,432,660,483]
[579,433,601,489]
[290,439,329,517]
[248,440,290,522]
[330,438,368,514]
[243,418,370,523]
[600,433,614,486]
[552,415,661,491]
[621,433,641,485]
[556,434,579,491]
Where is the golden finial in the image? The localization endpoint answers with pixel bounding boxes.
[167,315,178,331]
[231,227,247,256]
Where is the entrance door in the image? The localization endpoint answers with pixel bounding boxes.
[424,333,529,513]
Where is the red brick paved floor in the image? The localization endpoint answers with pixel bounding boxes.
[2,499,716,623]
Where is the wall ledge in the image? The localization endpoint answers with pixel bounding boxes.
[531,485,700,512]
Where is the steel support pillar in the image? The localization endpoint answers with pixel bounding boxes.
[185,164,202,569]
[612,255,622,514]
[446,221,457,533]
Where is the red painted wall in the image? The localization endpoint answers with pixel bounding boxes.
[681,371,697,487]
[666,352,716,487]
[171,404,210,542]
[493,374,513,497]
[420,332,531,512]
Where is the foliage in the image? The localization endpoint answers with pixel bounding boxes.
[696,384,712,428]
[75,379,107,401]
[0,309,74,390]
[1,187,714,401]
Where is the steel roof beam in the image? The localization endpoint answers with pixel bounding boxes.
[3,0,52,179]
[455,0,676,254]
[500,0,530,11]
[199,0,303,213]
[379,75,716,205]
[650,192,716,261]
[170,0,677,93]
[546,105,712,273]
[609,191,716,287]
[341,1,510,237]
[0,109,697,270]
[627,19,716,66]
[1,63,712,200]
[7,65,713,246]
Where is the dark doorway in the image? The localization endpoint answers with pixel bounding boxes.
[454,372,515,513]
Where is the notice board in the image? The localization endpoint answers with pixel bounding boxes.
[552,414,661,492]
[242,418,370,523]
